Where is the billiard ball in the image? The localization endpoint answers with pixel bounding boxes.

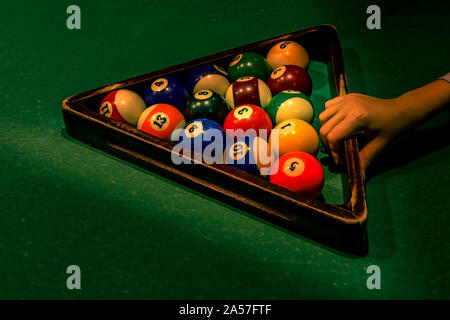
[269,119,319,156]
[227,52,272,82]
[224,135,276,176]
[270,151,324,197]
[137,103,186,140]
[225,76,272,109]
[99,89,146,125]
[187,64,231,96]
[223,104,273,138]
[266,40,309,69]
[267,65,312,96]
[144,76,189,110]
[266,90,314,125]
[176,118,225,162]
[182,89,230,124]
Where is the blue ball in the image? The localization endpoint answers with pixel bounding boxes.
[176,118,225,161]
[187,64,231,96]
[224,135,259,174]
[144,76,190,110]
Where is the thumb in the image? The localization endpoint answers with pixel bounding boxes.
[359,135,391,176]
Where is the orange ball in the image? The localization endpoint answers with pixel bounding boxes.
[269,119,319,156]
[137,103,186,139]
[266,40,309,69]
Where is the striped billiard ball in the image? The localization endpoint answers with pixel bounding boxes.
[137,103,186,140]
[266,90,315,125]
[224,135,277,176]
[99,89,146,126]
[187,64,231,96]
[225,76,272,109]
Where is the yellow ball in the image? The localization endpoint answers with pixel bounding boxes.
[266,40,309,69]
[269,119,319,156]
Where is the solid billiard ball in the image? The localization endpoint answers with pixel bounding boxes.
[266,40,309,69]
[99,89,146,125]
[224,135,276,176]
[267,65,312,96]
[176,118,225,162]
[269,119,319,156]
[182,89,230,124]
[227,52,272,82]
[137,103,186,140]
[225,76,272,109]
[223,104,273,138]
[270,151,324,197]
[266,90,314,125]
[187,64,231,96]
[144,76,190,110]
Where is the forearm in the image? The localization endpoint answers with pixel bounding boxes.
[393,78,450,126]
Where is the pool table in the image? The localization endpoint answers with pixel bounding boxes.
[1,0,449,299]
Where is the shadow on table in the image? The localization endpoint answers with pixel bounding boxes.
[61,128,366,259]
[365,121,450,180]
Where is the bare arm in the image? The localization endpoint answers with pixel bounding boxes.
[319,77,450,173]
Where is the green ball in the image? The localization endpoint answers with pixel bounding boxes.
[227,52,272,82]
[182,89,230,124]
[265,90,315,125]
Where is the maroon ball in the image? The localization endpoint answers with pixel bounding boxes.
[267,65,312,96]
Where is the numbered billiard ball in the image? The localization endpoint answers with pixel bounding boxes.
[225,76,272,109]
[224,135,277,176]
[267,65,312,96]
[266,90,315,125]
[269,119,319,156]
[137,103,186,140]
[187,64,231,96]
[182,89,230,124]
[266,40,309,69]
[176,119,225,162]
[99,89,146,126]
[144,76,190,110]
[227,52,272,82]
[223,104,273,138]
[270,151,324,197]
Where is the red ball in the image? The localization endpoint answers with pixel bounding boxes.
[223,104,273,138]
[267,65,312,96]
[270,151,324,197]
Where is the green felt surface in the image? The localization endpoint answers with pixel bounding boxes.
[308,60,346,204]
[1,0,449,299]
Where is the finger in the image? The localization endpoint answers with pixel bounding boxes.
[319,111,346,150]
[359,135,391,174]
[324,95,345,108]
[326,118,364,164]
[318,104,339,125]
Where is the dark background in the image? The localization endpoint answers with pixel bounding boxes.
[1,0,449,299]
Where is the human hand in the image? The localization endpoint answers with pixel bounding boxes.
[319,93,409,173]
[319,80,450,175]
